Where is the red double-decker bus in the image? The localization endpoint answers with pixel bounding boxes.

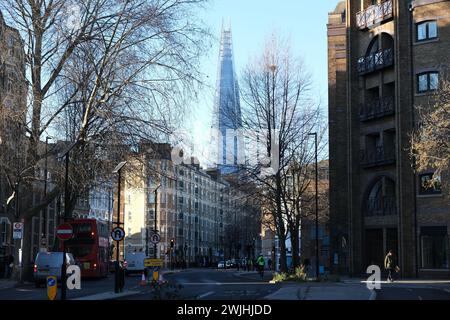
[60,218,110,278]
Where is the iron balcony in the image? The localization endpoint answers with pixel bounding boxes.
[357,48,394,75]
[360,146,395,168]
[359,96,395,121]
[356,0,393,30]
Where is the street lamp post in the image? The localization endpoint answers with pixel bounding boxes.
[41,136,52,251]
[59,141,79,300]
[113,161,127,294]
[308,132,319,279]
[154,185,161,259]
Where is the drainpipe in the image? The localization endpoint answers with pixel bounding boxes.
[408,1,419,279]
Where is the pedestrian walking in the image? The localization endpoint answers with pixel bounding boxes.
[384,250,398,282]
[4,252,14,279]
[256,254,265,279]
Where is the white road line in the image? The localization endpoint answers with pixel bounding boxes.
[418,296,423,300]
[197,291,215,299]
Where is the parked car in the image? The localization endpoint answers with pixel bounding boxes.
[33,252,77,288]
[217,261,225,268]
[124,252,147,276]
[225,260,232,268]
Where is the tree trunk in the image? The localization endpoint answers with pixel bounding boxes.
[290,225,300,269]
[275,173,287,272]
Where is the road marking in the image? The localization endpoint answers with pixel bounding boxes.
[197,291,215,299]
[418,296,422,300]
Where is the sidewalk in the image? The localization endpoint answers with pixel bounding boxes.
[0,279,33,290]
[264,282,375,300]
[0,280,17,290]
[354,278,450,292]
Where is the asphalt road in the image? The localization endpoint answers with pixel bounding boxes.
[0,272,145,300]
[120,268,282,300]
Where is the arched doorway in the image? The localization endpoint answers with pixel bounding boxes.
[363,176,398,269]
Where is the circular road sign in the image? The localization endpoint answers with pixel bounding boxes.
[56,223,73,241]
[150,233,161,244]
[111,227,125,241]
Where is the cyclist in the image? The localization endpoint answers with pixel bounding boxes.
[256,254,266,279]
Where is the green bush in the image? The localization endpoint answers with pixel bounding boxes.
[271,272,289,283]
[294,266,307,281]
[271,267,308,283]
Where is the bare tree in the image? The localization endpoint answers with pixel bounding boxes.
[239,35,324,272]
[411,78,450,189]
[0,0,211,279]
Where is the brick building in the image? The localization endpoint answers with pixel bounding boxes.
[121,142,260,268]
[328,0,450,278]
[0,10,27,271]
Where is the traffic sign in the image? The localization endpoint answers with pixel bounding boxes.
[56,223,73,241]
[150,233,161,244]
[111,227,125,241]
[47,276,57,300]
[13,222,23,240]
[144,258,164,267]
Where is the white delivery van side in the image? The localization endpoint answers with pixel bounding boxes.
[124,252,147,275]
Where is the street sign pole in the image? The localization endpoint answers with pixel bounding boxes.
[115,168,122,294]
[154,186,159,259]
[61,241,66,300]
[56,223,73,300]
[112,163,127,294]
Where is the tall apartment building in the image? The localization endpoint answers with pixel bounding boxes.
[123,142,241,267]
[328,0,450,278]
[0,10,27,264]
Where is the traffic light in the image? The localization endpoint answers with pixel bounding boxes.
[170,238,175,248]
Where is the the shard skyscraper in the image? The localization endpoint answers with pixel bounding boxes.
[210,24,243,174]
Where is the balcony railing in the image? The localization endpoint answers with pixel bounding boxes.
[360,146,395,168]
[357,48,394,75]
[356,0,393,30]
[360,96,395,121]
[366,196,396,216]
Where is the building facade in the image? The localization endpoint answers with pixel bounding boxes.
[0,9,28,275]
[328,0,450,277]
[123,142,247,267]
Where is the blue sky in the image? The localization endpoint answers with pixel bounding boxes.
[186,0,342,166]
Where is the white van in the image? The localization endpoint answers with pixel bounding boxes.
[124,252,147,275]
[33,252,77,287]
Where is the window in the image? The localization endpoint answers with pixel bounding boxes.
[417,21,438,41]
[421,227,448,269]
[417,72,439,93]
[419,173,441,195]
[1,220,9,244]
